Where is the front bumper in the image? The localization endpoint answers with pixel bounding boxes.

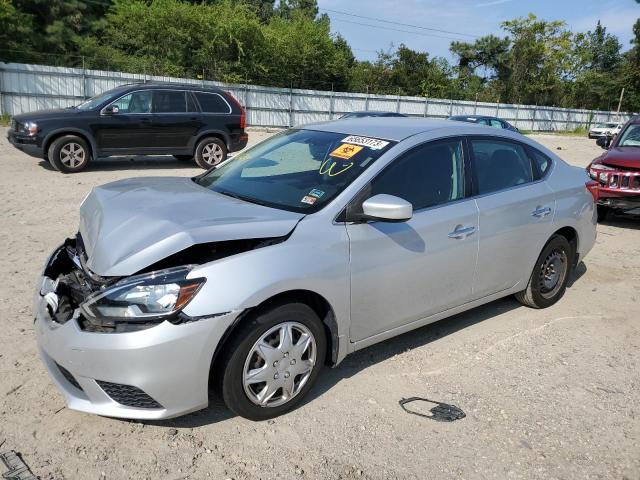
[7,130,44,158]
[33,246,239,420]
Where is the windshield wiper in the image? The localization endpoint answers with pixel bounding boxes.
[216,189,271,208]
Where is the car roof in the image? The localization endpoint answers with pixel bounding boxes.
[302,117,490,142]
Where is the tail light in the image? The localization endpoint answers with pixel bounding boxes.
[585,180,599,202]
[224,91,246,129]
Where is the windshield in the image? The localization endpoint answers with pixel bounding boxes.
[597,123,617,128]
[617,124,640,147]
[76,87,128,111]
[197,129,396,213]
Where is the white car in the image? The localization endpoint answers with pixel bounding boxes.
[589,122,623,139]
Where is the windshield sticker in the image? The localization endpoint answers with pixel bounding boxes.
[330,143,364,160]
[309,188,325,198]
[301,195,317,205]
[341,135,390,150]
[319,159,354,176]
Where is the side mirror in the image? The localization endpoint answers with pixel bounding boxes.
[361,194,413,222]
[102,105,119,115]
[596,135,611,149]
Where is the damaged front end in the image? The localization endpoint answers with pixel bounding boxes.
[38,234,286,333]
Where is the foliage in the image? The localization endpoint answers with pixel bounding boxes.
[1,1,639,112]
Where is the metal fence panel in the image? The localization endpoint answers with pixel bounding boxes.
[0,62,634,131]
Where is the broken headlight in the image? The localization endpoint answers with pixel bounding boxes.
[80,266,205,322]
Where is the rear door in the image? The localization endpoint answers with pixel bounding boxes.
[94,90,154,151]
[151,90,201,151]
[470,137,556,297]
[347,137,479,342]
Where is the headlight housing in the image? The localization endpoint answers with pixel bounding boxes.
[80,266,205,323]
[23,121,38,136]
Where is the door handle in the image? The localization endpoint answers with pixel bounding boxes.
[448,225,476,239]
[531,206,552,218]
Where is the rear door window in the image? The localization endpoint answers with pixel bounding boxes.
[195,92,231,113]
[153,90,187,113]
[186,92,199,112]
[470,138,533,195]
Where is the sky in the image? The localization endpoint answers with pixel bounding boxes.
[317,0,639,61]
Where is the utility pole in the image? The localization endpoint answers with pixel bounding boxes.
[616,88,625,121]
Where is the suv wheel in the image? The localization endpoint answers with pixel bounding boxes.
[217,303,326,420]
[195,137,227,169]
[48,135,91,173]
[515,234,573,309]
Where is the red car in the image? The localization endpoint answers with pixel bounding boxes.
[588,116,640,221]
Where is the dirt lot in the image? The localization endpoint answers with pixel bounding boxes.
[0,128,639,480]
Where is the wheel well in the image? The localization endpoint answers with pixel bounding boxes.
[196,132,228,151]
[552,226,578,266]
[44,131,94,159]
[210,290,339,388]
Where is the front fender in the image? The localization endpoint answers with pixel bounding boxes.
[182,221,351,344]
[43,127,98,158]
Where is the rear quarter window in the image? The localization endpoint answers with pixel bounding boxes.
[195,92,231,114]
[528,147,552,180]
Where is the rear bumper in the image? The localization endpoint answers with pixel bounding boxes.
[229,133,248,152]
[7,131,44,158]
[33,246,240,420]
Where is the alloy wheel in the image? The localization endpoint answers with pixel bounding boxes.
[201,143,224,167]
[59,142,86,168]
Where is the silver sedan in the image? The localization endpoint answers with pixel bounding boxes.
[34,118,598,420]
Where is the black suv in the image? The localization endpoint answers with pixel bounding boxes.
[7,83,248,173]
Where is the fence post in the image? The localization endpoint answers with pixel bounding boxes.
[550,107,555,131]
[424,97,429,117]
[495,102,499,117]
[514,103,520,129]
[0,64,4,117]
[474,94,478,115]
[289,82,294,127]
[81,56,87,100]
[330,84,334,120]
[396,89,401,113]
[532,104,537,131]
[365,86,370,111]
[449,97,453,116]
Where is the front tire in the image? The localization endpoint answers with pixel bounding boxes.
[597,205,609,222]
[48,135,91,173]
[194,137,227,169]
[217,303,326,421]
[515,234,573,309]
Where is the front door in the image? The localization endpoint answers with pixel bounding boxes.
[93,90,155,152]
[347,138,479,342]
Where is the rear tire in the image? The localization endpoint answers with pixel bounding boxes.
[515,234,573,309]
[217,302,326,421]
[48,135,91,173]
[194,137,227,169]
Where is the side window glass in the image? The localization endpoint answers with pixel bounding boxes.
[109,91,152,114]
[153,90,187,113]
[479,118,491,126]
[471,139,533,194]
[195,92,231,113]
[490,119,502,129]
[370,139,465,211]
[529,147,552,179]
[186,92,199,112]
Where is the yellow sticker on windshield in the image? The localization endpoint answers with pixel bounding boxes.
[330,143,363,160]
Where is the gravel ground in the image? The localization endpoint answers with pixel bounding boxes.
[0,127,638,480]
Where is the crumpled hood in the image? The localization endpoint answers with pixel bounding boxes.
[79,177,304,276]
[599,147,640,170]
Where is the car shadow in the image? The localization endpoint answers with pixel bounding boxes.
[145,266,587,429]
[599,212,640,230]
[39,156,199,172]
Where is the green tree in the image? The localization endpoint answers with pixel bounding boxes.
[0,0,34,61]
